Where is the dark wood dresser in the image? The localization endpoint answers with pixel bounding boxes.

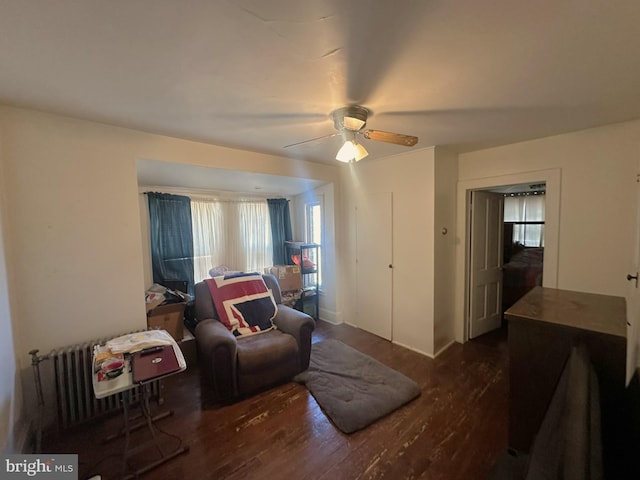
[505,286,627,476]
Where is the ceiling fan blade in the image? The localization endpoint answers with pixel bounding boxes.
[362,129,418,147]
[283,132,338,149]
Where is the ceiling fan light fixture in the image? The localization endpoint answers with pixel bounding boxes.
[336,140,357,162]
[332,105,369,131]
[343,115,366,131]
[354,143,368,161]
[336,140,368,163]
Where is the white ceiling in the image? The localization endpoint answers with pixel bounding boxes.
[2,0,640,171]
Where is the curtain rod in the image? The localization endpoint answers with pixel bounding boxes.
[140,185,290,199]
[142,191,286,203]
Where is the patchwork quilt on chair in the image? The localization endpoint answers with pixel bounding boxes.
[205,273,277,337]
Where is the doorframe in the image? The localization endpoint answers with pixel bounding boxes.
[454,168,561,343]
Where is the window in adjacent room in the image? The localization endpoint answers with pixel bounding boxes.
[306,201,322,287]
[504,191,545,247]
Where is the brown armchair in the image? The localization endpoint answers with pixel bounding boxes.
[194,274,315,402]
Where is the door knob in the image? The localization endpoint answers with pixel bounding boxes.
[627,273,638,287]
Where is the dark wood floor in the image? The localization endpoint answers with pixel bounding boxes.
[43,321,509,480]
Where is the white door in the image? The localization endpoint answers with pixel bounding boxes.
[469,190,504,338]
[625,168,640,384]
[356,192,393,340]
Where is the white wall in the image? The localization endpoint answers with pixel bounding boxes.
[459,121,640,296]
[338,146,458,357]
[0,118,23,452]
[433,147,458,354]
[341,147,440,356]
[1,105,340,426]
[457,120,640,367]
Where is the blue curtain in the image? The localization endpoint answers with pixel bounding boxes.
[267,198,293,265]
[147,192,195,295]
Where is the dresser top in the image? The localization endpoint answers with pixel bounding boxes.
[504,286,627,338]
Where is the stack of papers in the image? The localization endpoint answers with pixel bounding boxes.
[106,329,174,354]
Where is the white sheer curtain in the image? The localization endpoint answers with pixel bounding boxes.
[191,199,272,282]
[504,194,545,246]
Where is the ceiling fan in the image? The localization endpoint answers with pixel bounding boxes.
[284,105,419,163]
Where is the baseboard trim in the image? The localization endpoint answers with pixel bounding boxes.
[318,307,340,325]
[319,317,341,325]
[391,340,433,359]
[434,339,456,358]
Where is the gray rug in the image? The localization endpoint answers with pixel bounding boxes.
[294,339,421,434]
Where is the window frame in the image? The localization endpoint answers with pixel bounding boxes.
[305,200,323,289]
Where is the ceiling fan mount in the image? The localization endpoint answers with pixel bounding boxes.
[332,105,370,132]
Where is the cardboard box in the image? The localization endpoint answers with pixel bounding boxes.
[147,302,185,341]
[264,265,302,292]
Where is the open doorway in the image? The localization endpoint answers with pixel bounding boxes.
[454,168,560,345]
[502,183,546,314]
[468,182,546,340]
[498,184,546,313]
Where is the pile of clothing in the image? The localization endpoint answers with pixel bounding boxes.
[145,283,190,313]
